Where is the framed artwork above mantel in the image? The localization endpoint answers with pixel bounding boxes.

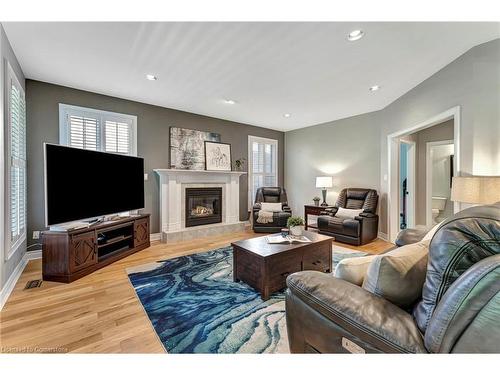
[204,141,232,171]
[169,127,221,170]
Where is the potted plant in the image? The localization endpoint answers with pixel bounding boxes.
[313,196,320,206]
[287,216,305,236]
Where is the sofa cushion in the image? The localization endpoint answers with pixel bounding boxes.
[335,255,376,286]
[318,216,360,238]
[346,199,364,209]
[421,222,442,242]
[362,241,429,308]
[395,228,428,247]
[413,203,500,333]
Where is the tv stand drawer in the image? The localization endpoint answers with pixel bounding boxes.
[69,232,97,272]
[134,218,149,247]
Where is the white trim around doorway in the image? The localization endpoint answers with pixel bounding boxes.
[387,106,461,243]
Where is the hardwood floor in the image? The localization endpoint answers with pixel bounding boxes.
[0,230,393,353]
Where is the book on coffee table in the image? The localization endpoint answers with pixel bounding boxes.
[266,234,312,244]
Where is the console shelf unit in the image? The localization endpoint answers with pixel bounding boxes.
[42,214,150,283]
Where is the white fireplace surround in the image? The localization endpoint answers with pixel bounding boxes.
[154,169,247,242]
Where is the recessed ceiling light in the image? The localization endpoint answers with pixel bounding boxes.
[223,99,236,105]
[369,85,381,92]
[146,74,157,81]
[347,30,364,41]
[283,113,291,118]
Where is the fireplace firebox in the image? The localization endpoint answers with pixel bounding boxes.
[185,187,222,227]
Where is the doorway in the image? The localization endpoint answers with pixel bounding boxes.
[387,106,461,242]
[399,140,415,229]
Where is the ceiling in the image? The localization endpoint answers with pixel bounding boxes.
[3,22,499,131]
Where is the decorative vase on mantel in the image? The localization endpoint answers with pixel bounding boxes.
[313,197,320,206]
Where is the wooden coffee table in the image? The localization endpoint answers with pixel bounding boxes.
[231,231,333,300]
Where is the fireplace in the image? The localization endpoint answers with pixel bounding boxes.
[185,187,222,227]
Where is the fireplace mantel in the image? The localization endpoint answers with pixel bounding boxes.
[154,168,246,177]
[154,168,247,242]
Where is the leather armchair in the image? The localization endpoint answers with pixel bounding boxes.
[317,188,379,245]
[286,203,500,353]
[252,187,292,233]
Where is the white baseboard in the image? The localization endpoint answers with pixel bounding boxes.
[150,232,161,241]
[0,254,28,311]
[0,249,42,311]
[25,249,42,260]
[377,231,389,242]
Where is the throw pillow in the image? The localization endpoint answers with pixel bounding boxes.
[422,222,442,242]
[335,255,376,286]
[260,202,283,212]
[362,240,430,308]
[336,207,363,219]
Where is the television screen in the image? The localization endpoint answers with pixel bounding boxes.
[44,143,145,226]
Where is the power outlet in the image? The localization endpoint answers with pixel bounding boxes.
[32,231,40,240]
[144,173,148,181]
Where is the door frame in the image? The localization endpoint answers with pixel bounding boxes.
[387,106,461,242]
[400,139,416,229]
[426,140,454,227]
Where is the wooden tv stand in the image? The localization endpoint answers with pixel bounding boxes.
[42,214,150,283]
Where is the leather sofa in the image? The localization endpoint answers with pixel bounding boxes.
[252,187,292,233]
[317,188,379,245]
[285,203,500,353]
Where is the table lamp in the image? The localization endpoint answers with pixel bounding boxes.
[451,176,500,204]
[316,176,333,206]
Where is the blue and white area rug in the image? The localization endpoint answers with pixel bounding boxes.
[126,245,367,353]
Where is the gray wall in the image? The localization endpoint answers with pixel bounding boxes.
[26,80,284,244]
[285,111,381,217]
[286,38,500,238]
[1,24,26,290]
[379,38,500,236]
[411,120,454,225]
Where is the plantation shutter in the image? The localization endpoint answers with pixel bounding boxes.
[68,114,100,150]
[9,75,27,246]
[248,136,278,205]
[105,120,132,154]
[59,105,136,156]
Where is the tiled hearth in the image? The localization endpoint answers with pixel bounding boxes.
[154,169,247,243]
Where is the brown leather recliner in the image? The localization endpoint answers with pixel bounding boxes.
[317,188,379,245]
[252,187,292,233]
[285,204,500,353]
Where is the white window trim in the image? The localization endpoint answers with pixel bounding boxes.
[58,103,138,156]
[4,62,26,260]
[247,135,279,207]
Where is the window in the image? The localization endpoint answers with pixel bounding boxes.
[59,104,137,155]
[248,136,278,205]
[6,64,27,255]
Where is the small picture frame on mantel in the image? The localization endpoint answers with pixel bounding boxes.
[204,141,232,171]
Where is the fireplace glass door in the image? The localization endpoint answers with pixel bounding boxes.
[185,188,222,227]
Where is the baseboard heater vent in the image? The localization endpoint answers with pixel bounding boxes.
[25,279,43,289]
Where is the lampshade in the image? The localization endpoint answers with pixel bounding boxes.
[451,176,500,204]
[316,176,333,188]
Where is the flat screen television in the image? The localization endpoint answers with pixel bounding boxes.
[44,143,145,226]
